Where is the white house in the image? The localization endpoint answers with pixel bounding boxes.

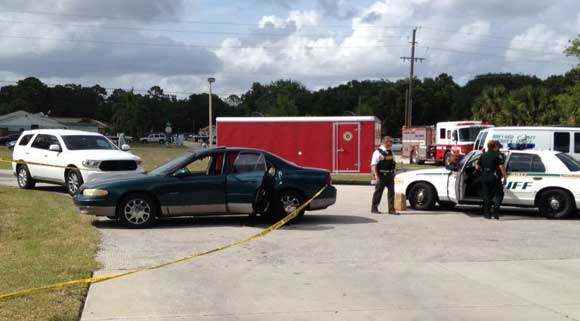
[0,110,65,134]
[0,110,110,135]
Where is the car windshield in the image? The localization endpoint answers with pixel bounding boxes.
[458,127,486,142]
[147,152,195,176]
[62,135,117,150]
[556,153,580,172]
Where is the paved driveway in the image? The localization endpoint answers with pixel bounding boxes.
[77,185,580,321]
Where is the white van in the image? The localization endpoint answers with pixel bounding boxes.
[474,127,580,159]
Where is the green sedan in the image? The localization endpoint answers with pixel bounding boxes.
[73,147,336,228]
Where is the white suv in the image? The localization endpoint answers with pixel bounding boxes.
[139,133,166,144]
[12,129,144,195]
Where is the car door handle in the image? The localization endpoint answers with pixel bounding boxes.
[533,177,542,181]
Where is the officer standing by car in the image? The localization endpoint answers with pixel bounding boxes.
[476,140,507,219]
[371,136,398,215]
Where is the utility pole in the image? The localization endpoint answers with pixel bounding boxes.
[208,77,215,147]
[401,28,425,127]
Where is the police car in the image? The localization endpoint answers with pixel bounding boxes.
[395,149,580,219]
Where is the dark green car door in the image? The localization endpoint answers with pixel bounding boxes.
[225,151,266,214]
[158,152,227,215]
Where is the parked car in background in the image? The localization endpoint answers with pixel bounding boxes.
[12,129,143,195]
[74,147,337,228]
[0,133,21,145]
[392,138,402,154]
[6,140,16,149]
[139,133,166,144]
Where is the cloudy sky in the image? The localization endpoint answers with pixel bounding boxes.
[0,0,578,96]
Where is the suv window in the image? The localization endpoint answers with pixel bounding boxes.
[554,132,570,153]
[31,134,60,150]
[18,134,33,146]
[507,153,546,173]
[439,128,445,139]
[575,133,580,154]
[556,153,580,172]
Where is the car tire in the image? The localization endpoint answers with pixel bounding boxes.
[443,151,452,166]
[408,182,436,210]
[279,190,305,220]
[438,201,456,210]
[538,189,575,219]
[118,193,157,228]
[66,169,84,196]
[16,165,35,189]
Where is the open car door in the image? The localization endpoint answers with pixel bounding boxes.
[225,151,266,214]
[448,151,479,203]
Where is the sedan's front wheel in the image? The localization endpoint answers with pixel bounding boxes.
[408,182,436,210]
[538,189,574,219]
[118,194,157,228]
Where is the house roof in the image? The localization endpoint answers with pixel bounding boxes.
[0,110,64,127]
[49,117,110,128]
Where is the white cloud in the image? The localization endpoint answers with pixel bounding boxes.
[506,25,569,62]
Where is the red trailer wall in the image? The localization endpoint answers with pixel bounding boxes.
[217,120,378,173]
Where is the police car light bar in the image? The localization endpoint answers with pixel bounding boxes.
[507,143,535,150]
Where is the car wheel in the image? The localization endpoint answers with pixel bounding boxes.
[279,190,305,220]
[408,182,436,210]
[443,151,452,166]
[538,189,575,219]
[16,165,35,189]
[438,201,456,210]
[118,194,157,228]
[66,169,84,195]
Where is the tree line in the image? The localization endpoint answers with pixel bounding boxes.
[1,37,578,137]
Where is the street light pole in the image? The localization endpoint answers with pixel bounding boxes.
[208,77,215,147]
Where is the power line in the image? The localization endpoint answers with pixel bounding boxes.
[418,45,577,66]
[0,18,410,40]
[419,36,566,57]
[0,33,409,50]
[1,9,412,30]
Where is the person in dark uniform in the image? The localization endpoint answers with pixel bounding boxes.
[371,136,398,215]
[251,165,287,226]
[494,143,506,213]
[476,140,507,219]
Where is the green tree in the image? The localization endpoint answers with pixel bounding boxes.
[555,84,580,124]
[565,35,580,58]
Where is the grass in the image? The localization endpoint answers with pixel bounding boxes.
[130,145,189,171]
[0,148,11,170]
[0,187,100,321]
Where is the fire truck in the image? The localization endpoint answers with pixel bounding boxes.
[402,121,493,165]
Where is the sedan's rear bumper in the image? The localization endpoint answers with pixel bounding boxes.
[308,185,337,210]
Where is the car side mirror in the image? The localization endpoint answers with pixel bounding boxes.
[49,144,61,152]
[172,168,189,178]
[121,144,131,151]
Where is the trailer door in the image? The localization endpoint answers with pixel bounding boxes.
[334,123,360,172]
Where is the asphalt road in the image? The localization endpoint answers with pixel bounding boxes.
[78,185,580,321]
[2,171,580,320]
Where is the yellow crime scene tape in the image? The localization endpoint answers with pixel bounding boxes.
[0,184,328,302]
[0,158,99,171]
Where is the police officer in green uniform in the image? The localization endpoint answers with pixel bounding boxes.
[371,136,398,214]
[476,140,507,219]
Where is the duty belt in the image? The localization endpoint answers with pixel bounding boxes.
[379,170,395,174]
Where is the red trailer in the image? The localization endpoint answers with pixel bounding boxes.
[216,116,381,173]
